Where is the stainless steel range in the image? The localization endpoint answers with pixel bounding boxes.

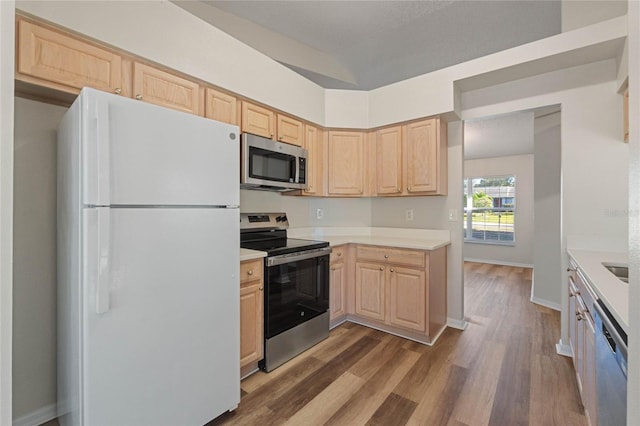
[240,213,331,372]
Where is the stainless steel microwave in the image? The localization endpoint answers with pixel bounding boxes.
[240,133,308,192]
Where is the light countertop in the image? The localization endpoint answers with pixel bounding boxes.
[288,227,451,251]
[567,248,628,333]
[240,248,266,262]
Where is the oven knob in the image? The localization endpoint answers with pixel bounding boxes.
[282,215,288,222]
[275,216,282,222]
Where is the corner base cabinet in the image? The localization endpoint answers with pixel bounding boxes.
[329,243,447,344]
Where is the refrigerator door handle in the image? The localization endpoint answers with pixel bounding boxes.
[87,208,111,314]
[84,99,111,205]
[96,208,111,314]
[96,101,111,206]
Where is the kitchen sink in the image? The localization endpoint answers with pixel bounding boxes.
[602,263,628,283]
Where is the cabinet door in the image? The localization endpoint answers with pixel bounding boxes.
[241,101,276,139]
[328,131,365,195]
[205,88,238,125]
[277,114,304,146]
[17,19,123,94]
[575,297,586,393]
[389,266,426,332]
[376,126,403,195]
[330,261,347,321]
[132,62,203,115]
[354,262,386,321]
[568,278,577,360]
[303,125,323,195]
[584,314,597,425]
[240,281,264,367]
[405,119,438,193]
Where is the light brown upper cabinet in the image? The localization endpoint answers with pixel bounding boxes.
[277,114,304,146]
[16,17,123,96]
[375,126,403,195]
[302,124,323,195]
[241,101,276,139]
[327,131,367,196]
[132,62,203,115]
[404,118,448,195]
[205,88,238,125]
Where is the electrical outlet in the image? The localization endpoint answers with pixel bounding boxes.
[405,209,414,221]
[316,208,324,220]
[448,209,458,221]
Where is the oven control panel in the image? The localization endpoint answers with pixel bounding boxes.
[240,212,289,230]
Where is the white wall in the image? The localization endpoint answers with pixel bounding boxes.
[1,1,15,424]
[562,0,627,32]
[463,155,534,267]
[532,121,562,309]
[12,99,66,423]
[241,190,372,228]
[371,121,465,328]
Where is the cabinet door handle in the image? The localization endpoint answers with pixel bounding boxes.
[379,266,384,271]
[259,287,263,291]
[337,252,342,257]
[135,94,143,100]
[567,267,576,272]
[247,270,253,276]
[384,254,389,259]
[390,268,394,272]
[114,88,122,95]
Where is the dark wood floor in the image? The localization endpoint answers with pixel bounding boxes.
[209,262,587,426]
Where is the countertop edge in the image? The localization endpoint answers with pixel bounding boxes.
[240,248,267,262]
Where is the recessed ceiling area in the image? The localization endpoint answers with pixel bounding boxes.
[173,0,562,90]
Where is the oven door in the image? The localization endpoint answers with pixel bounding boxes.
[264,248,330,339]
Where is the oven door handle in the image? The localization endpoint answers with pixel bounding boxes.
[266,247,332,267]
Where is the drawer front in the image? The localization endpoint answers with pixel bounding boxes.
[356,245,425,267]
[240,259,264,284]
[330,245,347,264]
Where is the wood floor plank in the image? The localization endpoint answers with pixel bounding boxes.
[266,335,380,419]
[366,392,417,426]
[450,343,506,426]
[283,371,365,426]
[406,364,469,426]
[324,345,421,426]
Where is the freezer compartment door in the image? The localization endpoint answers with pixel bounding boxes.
[80,88,239,207]
[82,207,240,425]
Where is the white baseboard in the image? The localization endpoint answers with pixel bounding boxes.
[464,258,533,268]
[556,339,573,357]
[447,317,468,330]
[13,403,57,426]
[530,295,562,311]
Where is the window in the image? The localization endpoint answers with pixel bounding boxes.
[463,176,516,244]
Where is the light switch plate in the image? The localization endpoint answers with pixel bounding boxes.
[448,209,458,221]
[316,208,324,220]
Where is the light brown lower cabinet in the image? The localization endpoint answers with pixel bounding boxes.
[240,259,264,377]
[330,243,447,344]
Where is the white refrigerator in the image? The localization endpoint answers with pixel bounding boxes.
[57,88,240,425]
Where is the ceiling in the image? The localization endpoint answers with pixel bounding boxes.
[174,0,562,90]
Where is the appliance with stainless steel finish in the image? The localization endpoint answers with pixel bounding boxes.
[240,213,330,372]
[593,300,627,426]
[241,133,308,192]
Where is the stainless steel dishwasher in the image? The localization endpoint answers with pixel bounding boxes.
[593,300,627,426]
